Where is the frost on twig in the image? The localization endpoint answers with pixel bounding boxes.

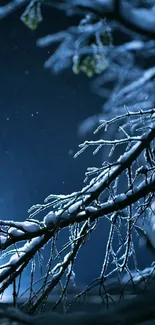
[0,110,154,312]
[1,0,155,315]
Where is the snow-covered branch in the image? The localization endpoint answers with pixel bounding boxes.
[0,114,154,310]
[47,0,155,37]
[1,0,155,316]
[0,0,28,19]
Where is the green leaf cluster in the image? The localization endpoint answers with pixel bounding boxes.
[20,0,43,30]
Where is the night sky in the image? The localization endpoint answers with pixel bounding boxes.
[0,4,155,290]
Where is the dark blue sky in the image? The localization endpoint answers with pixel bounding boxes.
[0,4,154,290]
[0,5,105,286]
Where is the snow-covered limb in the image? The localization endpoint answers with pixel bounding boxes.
[0,173,154,252]
[1,0,155,313]
[120,1,155,36]
[94,108,155,135]
[93,58,155,113]
[77,176,155,222]
[0,236,44,289]
[0,0,28,19]
[75,135,142,157]
[0,121,154,309]
[48,0,155,37]
[0,122,154,248]
[27,220,91,314]
[114,67,155,104]
[79,105,155,137]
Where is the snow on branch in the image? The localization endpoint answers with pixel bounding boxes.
[1,0,155,316]
[0,112,154,311]
[0,0,28,19]
[46,0,155,37]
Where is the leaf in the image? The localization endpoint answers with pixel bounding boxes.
[20,1,43,30]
